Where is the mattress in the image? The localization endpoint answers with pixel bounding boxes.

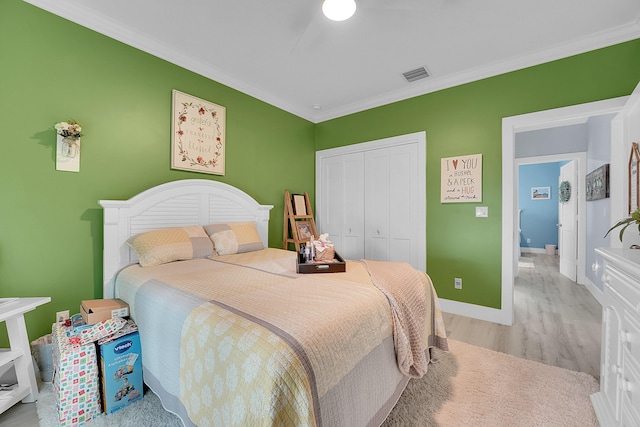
[114,248,447,426]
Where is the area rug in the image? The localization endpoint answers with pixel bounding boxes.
[383,339,599,426]
[37,339,599,426]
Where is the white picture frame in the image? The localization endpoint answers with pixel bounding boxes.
[531,186,550,200]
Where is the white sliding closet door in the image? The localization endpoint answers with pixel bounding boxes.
[342,153,365,260]
[316,132,426,271]
[317,155,344,249]
[365,148,390,261]
[389,143,419,265]
[317,152,365,261]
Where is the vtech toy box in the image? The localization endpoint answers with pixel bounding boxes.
[98,321,143,414]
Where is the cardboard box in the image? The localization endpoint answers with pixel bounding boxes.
[52,323,102,426]
[98,321,143,415]
[80,299,129,325]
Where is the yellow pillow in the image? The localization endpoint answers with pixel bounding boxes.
[127,225,213,267]
[204,222,264,256]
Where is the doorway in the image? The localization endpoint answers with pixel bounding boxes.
[499,97,628,325]
[517,156,583,283]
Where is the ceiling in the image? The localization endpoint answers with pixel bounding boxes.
[25,0,640,123]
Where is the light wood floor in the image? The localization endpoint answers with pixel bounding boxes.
[443,252,602,380]
[1,253,602,425]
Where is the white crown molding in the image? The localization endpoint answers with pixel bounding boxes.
[23,0,318,123]
[24,0,640,124]
[314,17,640,123]
[313,19,640,123]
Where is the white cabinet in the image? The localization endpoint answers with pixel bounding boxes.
[316,132,425,271]
[592,248,640,426]
[0,297,51,414]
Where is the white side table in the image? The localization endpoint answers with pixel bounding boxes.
[0,297,51,414]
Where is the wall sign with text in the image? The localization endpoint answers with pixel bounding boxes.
[441,153,482,203]
[171,89,226,175]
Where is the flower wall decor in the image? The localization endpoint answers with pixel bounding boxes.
[171,90,225,175]
[54,119,82,172]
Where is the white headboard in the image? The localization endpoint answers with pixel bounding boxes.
[99,179,273,298]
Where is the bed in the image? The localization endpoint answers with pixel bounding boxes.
[100,179,448,426]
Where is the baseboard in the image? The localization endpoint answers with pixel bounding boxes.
[439,298,511,326]
[520,247,547,254]
[583,276,604,305]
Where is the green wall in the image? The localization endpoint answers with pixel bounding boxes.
[316,39,640,308]
[0,0,315,343]
[2,0,639,345]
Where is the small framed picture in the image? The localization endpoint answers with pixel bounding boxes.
[586,163,609,201]
[293,194,307,216]
[531,186,550,200]
[296,221,313,240]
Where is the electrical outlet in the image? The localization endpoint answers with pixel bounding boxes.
[454,278,462,289]
[56,310,69,323]
[526,238,531,244]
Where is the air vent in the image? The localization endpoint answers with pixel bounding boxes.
[402,66,430,83]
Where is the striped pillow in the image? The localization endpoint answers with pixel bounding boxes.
[127,225,213,267]
[204,222,264,256]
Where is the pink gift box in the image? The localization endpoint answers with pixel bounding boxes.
[52,322,102,426]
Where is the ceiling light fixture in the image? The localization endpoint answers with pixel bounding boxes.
[322,0,357,21]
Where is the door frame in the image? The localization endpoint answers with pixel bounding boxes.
[315,131,427,271]
[517,155,586,281]
[499,97,628,326]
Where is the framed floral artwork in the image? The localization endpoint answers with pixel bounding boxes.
[171,89,225,175]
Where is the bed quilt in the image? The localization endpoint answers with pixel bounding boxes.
[115,248,447,426]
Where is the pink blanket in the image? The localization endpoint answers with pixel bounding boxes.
[362,259,447,378]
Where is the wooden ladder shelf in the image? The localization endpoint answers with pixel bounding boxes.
[283,190,317,251]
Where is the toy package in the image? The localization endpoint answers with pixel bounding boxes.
[98,320,143,414]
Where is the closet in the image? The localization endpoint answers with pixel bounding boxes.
[315,132,426,271]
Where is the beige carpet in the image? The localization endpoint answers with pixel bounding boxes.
[383,339,600,426]
[38,339,600,426]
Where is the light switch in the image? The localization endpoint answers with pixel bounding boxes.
[475,206,488,218]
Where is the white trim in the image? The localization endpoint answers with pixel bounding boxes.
[22,0,310,121]
[314,20,640,123]
[520,247,546,254]
[438,298,506,324]
[501,97,628,325]
[315,131,426,157]
[23,0,640,123]
[315,132,426,272]
[583,276,603,306]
